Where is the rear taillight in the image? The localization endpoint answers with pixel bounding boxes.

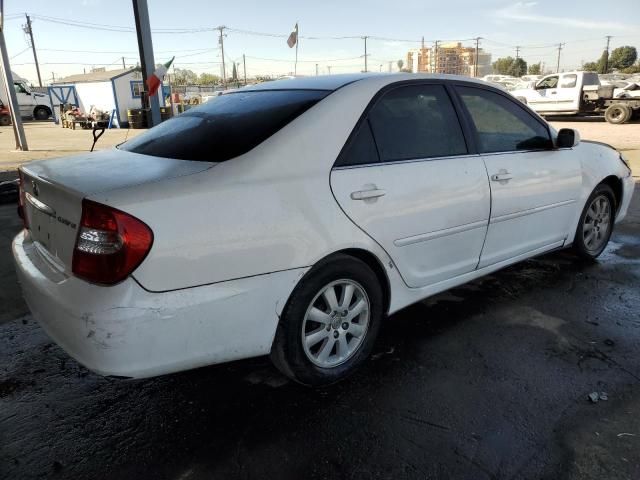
[72,199,153,285]
[17,170,28,229]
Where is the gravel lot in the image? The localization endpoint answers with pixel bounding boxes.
[0,121,639,480]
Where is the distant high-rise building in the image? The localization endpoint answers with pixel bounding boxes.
[406,42,492,77]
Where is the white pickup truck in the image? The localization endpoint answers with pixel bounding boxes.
[510,71,640,124]
[0,73,53,122]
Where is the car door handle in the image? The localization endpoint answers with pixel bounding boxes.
[350,188,386,200]
[491,172,513,182]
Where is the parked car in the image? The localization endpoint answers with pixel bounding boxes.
[510,71,640,123]
[13,74,635,386]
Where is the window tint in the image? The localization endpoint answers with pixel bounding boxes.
[367,84,467,162]
[336,120,380,167]
[119,89,328,162]
[560,74,577,88]
[457,86,551,153]
[14,83,28,94]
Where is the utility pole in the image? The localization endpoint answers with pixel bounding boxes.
[388,61,392,72]
[315,63,318,76]
[132,0,161,127]
[122,56,126,69]
[217,25,227,88]
[1,2,28,150]
[379,64,382,72]
[474,37,482,77]
[243,53,247,85]
[556,43,564,73]
[515,46,520,59]
[433,40,439,73]
[362,36,369,72]
[51,71,55,82]
[23,14,42,87]
[604,35,612,73]
[327,65,331,74]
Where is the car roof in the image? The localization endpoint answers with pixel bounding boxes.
[242,73,491,92]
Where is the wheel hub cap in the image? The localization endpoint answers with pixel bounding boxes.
[301,279,371,368]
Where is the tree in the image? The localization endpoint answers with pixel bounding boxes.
[582,61,598,72]
[597,50,610,74]
[198,73,220,85]
[231,62,238,81]
[492,56,515,75]
[397,59,404,71]
[509,58,528,77]
[173,68,198,85]
[621,62,640,74]
[528,62,542,75]
[609,46,637,70]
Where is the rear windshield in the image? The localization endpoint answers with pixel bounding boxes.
[119,89,329,162]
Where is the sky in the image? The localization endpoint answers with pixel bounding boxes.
[4,0,640,85]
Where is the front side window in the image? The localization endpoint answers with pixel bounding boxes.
[366,84,467,162]
[119,89,328,162]
[457,86,551,153]
[537,76,559,89]
[14,83,28,94]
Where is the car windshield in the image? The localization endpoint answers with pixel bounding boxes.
[119,89,329,162]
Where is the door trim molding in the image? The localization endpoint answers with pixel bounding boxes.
[490,199,576,224]
[394,219,488,247]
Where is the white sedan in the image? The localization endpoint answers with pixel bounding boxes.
[13,74,635,386]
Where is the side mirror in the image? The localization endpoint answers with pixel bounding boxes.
[556,128,580,148]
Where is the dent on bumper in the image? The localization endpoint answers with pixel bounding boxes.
[12,230,307,378]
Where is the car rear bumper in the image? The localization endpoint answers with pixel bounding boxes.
[13,230,307,378]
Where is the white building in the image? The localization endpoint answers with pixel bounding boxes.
[50,68,148,127]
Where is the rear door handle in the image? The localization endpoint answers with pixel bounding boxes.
[350,188,386,200]
[491,172,513,182]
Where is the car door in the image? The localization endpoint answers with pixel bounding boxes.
[530,75,559,112]
[330,83,491,288]
[454,85,582,268]
[554,73,580,111]
[13,82,34,117]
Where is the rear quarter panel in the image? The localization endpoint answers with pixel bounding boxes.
[89,78,405,301]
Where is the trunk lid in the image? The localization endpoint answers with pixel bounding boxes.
[21,149,212,272]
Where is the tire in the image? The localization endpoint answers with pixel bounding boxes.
[271,254,384,386]
[0,114,10,126]
[33,106,51,121]
[573,184,616,260]
[605,104,631,124]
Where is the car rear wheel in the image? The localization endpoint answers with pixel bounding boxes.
[33,106,51,121]
[271,254,383,386]
[573,184,616,260]
[605,104,631,124]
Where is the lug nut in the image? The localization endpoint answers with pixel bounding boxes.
[342,322,349,330]
[333,331,339,338]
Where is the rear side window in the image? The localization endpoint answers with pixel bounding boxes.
[560,74,577,88]
[367,84,467,162]
[119,90,328,162]
[457,86,552,153]
[336,120,380,167]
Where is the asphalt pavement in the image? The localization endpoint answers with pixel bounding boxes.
[1,184,639,480]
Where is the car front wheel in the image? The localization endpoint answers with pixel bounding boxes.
[271,254,383,386]
[573,183,616,259]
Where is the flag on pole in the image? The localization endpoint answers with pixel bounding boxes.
[287,23,298,48]
[147,56,174,97]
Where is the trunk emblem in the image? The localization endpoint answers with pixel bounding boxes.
[31,180,39,197]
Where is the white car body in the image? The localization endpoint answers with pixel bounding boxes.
[0,72,53,119]
[13,73,635,379]
[510,71,600,114]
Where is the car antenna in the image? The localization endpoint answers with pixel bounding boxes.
[90,125,106,152]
